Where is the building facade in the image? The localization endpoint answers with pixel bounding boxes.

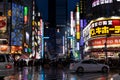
[0,0,33,54]
[83,0,120,59]
[0,0,12,53]
[48,0,68,56]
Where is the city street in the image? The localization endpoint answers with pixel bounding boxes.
[1,0,120,80]
[1,66,120,80]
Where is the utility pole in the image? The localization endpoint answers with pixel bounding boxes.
[104,34,111,64]
[105,35,107,64]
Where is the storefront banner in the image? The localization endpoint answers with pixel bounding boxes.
[0,45,9,53]
[90,19,120,38]
[88,37,120,48]
[0,16,7,31]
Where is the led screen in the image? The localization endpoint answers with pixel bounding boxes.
[11,3,24,46]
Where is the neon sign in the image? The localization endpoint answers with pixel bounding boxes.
[24,6,28,24]
[92,0,113,7]
[90,26,120,37]
[76,4,80,40]
[88,37,120,47]
[89,19,120,37]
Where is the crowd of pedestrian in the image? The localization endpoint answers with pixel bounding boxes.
[97,58,120,69]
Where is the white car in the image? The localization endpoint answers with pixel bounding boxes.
[69,59,109,73]
[0,54,14,77]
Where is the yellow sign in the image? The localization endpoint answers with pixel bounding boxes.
[8,10,11,16]
[76,32,80,40]
[90,26,120,37]
[32,21,35,26]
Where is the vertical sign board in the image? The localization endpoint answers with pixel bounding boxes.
[24,6,28,24]
[76,4,80,41]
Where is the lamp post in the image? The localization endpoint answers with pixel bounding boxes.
[105,36,107,64]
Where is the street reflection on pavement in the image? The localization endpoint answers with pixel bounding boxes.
[39,66,45,80]
[3,66,119,80]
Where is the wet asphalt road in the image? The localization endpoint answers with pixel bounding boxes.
[1,66,120,80]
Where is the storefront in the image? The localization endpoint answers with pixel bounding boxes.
[83,17,120,59]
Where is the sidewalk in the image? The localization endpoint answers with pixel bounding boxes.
[110,66,120,70]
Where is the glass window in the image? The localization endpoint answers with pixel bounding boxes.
[0,55,5,62]
[0,12,2,16]
[82,60,91,64]
[8,0,12,2]
[82,60,97,64]
[6,54,13,62]
[0,0,3,2]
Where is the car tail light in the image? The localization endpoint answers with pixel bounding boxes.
[70,63,75,69]
[5,64,12,69]
[70,63,75,67]
[71,63,74,67]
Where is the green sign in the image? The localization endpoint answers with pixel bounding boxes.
[24,6,28,16]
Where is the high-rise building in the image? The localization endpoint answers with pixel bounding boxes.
[48,0,56,28]
[48,0,67,28]
[48,0,68,55]
[56,0,68,27]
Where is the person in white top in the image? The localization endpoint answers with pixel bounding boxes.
[111,73,120,80]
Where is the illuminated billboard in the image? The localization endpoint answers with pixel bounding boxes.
[80,19,87,46]
[90,18,120,38]
[92,0,120,8]
[83,17,120,52]
[11,3,24,46]
[88,37,120,48]
[24,6,28,24]
[83,17,120,41]
[92,0,113,7]
[76,4,80,40]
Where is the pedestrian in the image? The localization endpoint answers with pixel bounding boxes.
[4,75,16,80]
[112,73,120,80]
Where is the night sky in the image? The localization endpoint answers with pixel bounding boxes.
[35,0,79,22]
